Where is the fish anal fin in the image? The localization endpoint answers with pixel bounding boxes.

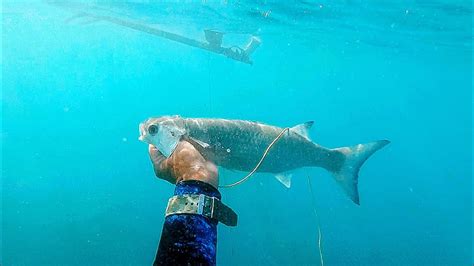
[275,173,292,188]
[290,121,314,140]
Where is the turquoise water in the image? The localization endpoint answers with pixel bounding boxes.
[2,1,472,265]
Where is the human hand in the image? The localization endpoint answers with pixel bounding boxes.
[148,141,219,188]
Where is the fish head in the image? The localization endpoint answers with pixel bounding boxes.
[139,115,186,157]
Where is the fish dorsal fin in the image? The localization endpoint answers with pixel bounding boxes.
[290,121,314,140]
[275,173,292,188]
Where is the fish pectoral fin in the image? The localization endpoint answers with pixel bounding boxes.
[189,137,210,148]
[275,173,292,189]
[158,134,181,158]
[290,121,314,140]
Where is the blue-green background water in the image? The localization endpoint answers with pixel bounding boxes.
[2,1,472,265]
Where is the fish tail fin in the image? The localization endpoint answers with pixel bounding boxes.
[331,140,390,205]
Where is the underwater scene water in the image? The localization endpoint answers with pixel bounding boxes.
[2,1,472,265]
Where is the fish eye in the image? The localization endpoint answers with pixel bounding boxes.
[148,125,158,135]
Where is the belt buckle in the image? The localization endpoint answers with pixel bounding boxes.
[197,194,205,215]
[209,196,216,219]
[201,195,216,219]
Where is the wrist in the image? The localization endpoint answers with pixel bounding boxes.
[175,174,218,190]
[174,180,221,198]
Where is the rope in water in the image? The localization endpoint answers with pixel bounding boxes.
[218,126,325,265]
[307,176,325,266]
[219,127,290,188]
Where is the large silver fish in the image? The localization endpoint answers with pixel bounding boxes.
[139,115,389,204]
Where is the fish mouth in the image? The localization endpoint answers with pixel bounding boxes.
[138,122,146,141]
